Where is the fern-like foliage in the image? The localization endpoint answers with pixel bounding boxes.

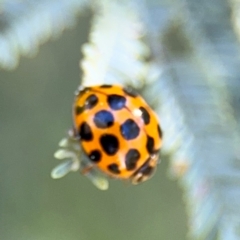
[0,0,87,69]
[2,0,240,239]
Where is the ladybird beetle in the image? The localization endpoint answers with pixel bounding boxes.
[73,84,162,184]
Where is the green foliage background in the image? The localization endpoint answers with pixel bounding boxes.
[0,14,187,240]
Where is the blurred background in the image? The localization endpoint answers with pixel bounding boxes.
[1,0,240,240]
[0,1,187,240]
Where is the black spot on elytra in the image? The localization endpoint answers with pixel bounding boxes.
[100,134,119,155]
[125,149,140,170]
[157,124,163,138]
[146,135,155,154]
[88,150,102,163]
[75,106,84,115]
[123,87,138,97]
[139,107,150,125]
[100,84,112,88]
[85,94,98,109]
[120,119,140,140]
[93,110,114,129]
[107,94,126,110]
[79,122,93,141]
[108,163,120,174]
